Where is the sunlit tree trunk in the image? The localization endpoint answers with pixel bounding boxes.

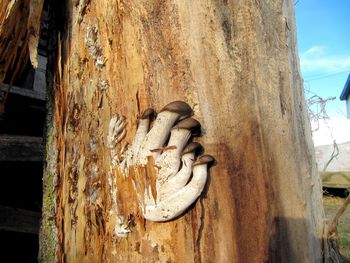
[40,0,326,262]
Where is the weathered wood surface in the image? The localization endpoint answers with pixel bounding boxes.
[1,84,46,101]
[0,0,29,87]
[0,0,44,116]
[41,0,326,262]
[0,0,44,85]
[0,135,43,161]
[0,205,40,234]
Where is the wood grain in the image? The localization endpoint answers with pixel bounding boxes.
[42,0,325,262]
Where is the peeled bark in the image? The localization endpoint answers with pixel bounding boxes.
[0,0,44,81]
[0,0,44,114]
[41,0,326,262]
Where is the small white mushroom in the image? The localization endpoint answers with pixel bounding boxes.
[114,215,131,237]
[157,118,201,182]
[143,155,214,222]
[136,101,193,164]
[107,115,126,149]
[132,108,156,158]
[160,142,203,196]
[160,142,203,197]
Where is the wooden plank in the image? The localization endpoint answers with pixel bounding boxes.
[0,135,43,161]
[321,171,350,189]
[0,205,41,234]
[1,83,46,101]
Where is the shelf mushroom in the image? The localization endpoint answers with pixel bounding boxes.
[107,101,215,222]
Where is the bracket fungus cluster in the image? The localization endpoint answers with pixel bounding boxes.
[108,101,214,222]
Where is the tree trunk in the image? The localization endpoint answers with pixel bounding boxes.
[40,0,326,262]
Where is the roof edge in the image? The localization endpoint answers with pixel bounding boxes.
[340,73,350,100]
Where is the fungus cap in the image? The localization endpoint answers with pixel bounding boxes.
[172,118,201,134]
[194,155,215,166]
[141,108,156,119]
[181,142,203,156]
[160,101,193,119]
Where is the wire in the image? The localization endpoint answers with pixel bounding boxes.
[304,68,350,82]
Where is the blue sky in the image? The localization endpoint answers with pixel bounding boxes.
[296,0,350,116]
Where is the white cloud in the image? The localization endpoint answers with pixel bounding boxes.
[301,57,350,73]
[300,46,350,74]
[311,116,350,146]
[302,46,326,57]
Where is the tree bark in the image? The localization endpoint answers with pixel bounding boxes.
[40,0,326,262]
